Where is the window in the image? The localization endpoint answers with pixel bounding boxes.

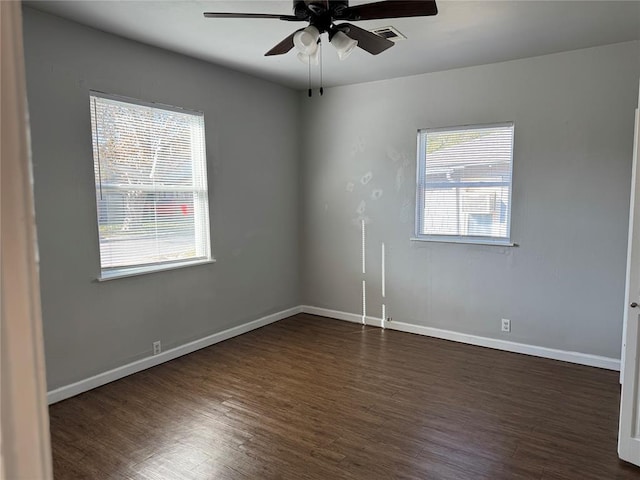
[90,92,211,279]
[415,122,514,245]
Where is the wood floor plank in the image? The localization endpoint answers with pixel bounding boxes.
[49,314,640,479]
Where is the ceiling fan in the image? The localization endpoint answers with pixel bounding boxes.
[203,0,438,63]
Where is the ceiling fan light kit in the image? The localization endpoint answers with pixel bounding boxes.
[330,30,358,60]
[297,48,320,65]
[293,25,320,54]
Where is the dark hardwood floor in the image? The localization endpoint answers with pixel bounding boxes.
[50,314,640,479]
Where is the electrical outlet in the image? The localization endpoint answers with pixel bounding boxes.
[501,318,511,333]
[153,341,161,355]
[387,317,393,322]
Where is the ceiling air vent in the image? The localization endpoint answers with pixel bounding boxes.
[371,26,406,41]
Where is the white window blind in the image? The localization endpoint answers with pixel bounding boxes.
[415,122,514,244]
[90,92,211,278]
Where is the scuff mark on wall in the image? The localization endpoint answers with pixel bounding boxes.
[352,216,371,227]
[400,198,412,224]
[396,167,405,191]
[350,137,365,157]
[387,146,401,164]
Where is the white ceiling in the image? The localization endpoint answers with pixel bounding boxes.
[26,1,640,90]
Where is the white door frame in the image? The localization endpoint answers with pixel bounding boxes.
[0,1,53,478]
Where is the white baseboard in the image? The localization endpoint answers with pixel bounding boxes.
[48,304,620,404]
[301,305,620,371]
[301,305,384,327]
[47,306,302,404]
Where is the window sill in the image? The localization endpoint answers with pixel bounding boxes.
[97,258,215,282]
[410,237,518,247]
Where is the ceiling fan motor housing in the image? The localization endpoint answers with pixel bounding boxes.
[293,0,309,19]
[295,1,350,33]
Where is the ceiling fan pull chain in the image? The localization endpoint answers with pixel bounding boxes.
[319,40,324,96]
[308,55,312,97]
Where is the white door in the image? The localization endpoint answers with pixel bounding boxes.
[619,81,640,465]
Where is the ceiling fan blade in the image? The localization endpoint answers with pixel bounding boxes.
[203,12,303,21]
[265,29,303,56]
[336,0,437,21]
[337,23,394,55]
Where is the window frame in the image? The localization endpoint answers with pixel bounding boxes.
[89,91,214,280]
[413,122,516,247]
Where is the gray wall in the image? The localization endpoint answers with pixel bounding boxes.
[301,41,640,359]
[23,4,640,390]
[23,8,301,390]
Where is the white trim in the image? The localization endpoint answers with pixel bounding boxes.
[410,237,518,247]
[301,305,384,327]
[301,306,620,371]
[2,2,53,476]
[98,258,216,282]
[415,122,515,244]
[47,306,302,404]
[90,90,204,116]
[420,121,515,135]
[47,304,620,405]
